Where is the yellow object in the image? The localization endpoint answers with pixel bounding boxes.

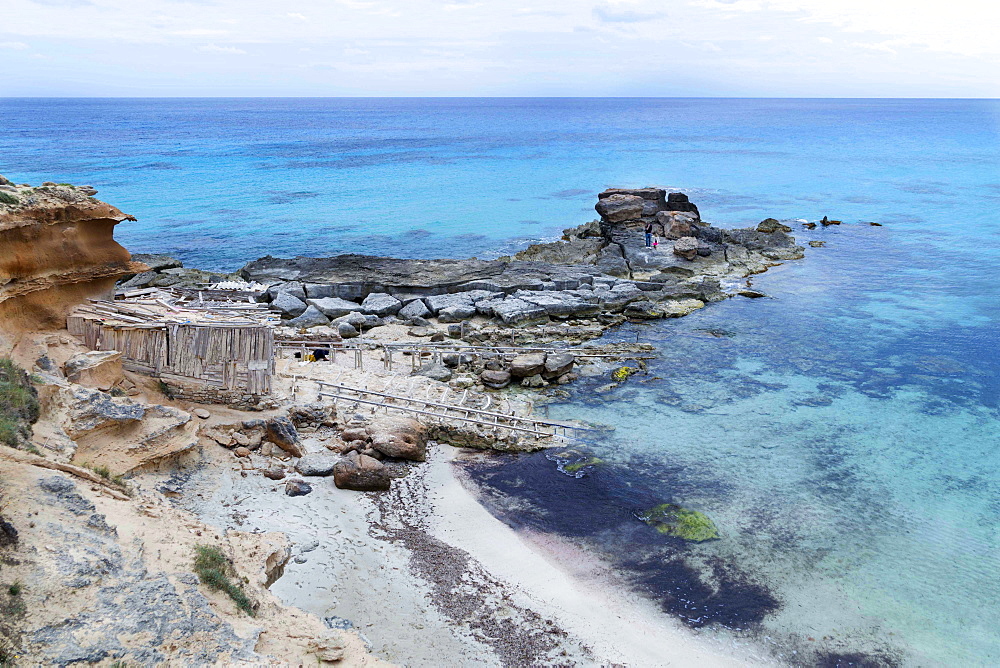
[611,366,639,382]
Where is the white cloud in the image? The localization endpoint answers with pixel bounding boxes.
[0,0,994,96]
[197,43,247,54]
[173,28,230,36]
[0,41,30,50]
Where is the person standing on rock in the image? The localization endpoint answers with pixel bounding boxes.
[644,222,654,248]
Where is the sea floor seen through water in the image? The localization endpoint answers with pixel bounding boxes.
[466,224,1000,666]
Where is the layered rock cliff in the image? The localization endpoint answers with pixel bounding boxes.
[0,177,145,331]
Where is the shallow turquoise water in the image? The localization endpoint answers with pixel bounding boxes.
[2,98,999,664]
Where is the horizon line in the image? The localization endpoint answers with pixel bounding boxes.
[1,95,998,101]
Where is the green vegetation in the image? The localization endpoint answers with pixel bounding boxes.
[193,545,255,616]
[0,581,24,666]
[0,360,40,448]
[157,381,175,399]
[0,193,18,206]
[81,462,127,488]
[640,503,720,542]
[564,456,603,473]
[611,365,640,382]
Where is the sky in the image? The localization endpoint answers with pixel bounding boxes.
[0,0,996,97]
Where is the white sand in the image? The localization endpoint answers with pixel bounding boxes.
[426,448,773,667]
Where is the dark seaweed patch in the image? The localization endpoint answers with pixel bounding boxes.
[624,556,779,629]
[462,452,779,630]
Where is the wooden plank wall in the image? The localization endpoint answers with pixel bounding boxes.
[67,314,273,394]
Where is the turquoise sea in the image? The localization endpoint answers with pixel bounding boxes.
[2,98,999,665]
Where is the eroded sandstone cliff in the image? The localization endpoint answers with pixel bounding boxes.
[0,177,145,331]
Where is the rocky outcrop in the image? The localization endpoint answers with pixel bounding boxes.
[595,188,700,229]
[218,192,803,333]
[0,180,145,329]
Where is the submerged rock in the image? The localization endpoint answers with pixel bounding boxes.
[757,218,791,233]
[639,503,719,541]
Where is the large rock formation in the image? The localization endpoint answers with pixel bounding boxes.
[0,179,144,329]
[230,190,802,331]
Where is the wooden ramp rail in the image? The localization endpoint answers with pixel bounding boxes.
[315,380,591,440]
[378,342,649,372]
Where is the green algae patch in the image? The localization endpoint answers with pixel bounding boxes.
[611,366,640,382]
[563,456,603,473]
[640,503,719,542]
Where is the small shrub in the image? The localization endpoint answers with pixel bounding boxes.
[158,381,175,399]
[0,192,18,206]
[0,420,17,448]
[193,545,255,616]
[6,584,19,598]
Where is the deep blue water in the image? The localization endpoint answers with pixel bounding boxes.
[2,98,999,665]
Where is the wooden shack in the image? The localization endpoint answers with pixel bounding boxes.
[67,289,276,404]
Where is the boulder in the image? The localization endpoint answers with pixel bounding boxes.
[407,326,436,337]
[757,218,792,233]
[673,237,699,261]
[265,417,303,457]
[510,353,546,378]
[437,304,477,323]
[480,370,511,389]
[398,299,431,320]
[295,453,339,476]
[193,409,211,419]
[262,467,286,480]
[624,300,665,318]
[368,416,427,462]
[285,479,313,497]
[413,363,452,382]
[360,292,402,317]
[234,446,251,458]
[491,298,548,325]
[268,281,307,302]
[286,304,330,329]
[340,426,369,443]
[65,386,145,437]
[333,451,391,491]
[656,211,697,239]
[521,374,547,388]
[424,292,474,315]
[304,283,335,299]
[308,297,363,319]
[337,322,360,339]
[272,291,308,318]
[62,350,124,390]
[595,194,645,223]
[543,353,575,378]
[288,403,336,429]
[119,271,159,289]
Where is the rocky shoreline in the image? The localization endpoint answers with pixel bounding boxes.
[0,181,803,665]
[122,188,803,340]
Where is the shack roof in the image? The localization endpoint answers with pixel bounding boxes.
[70,287,277,329]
